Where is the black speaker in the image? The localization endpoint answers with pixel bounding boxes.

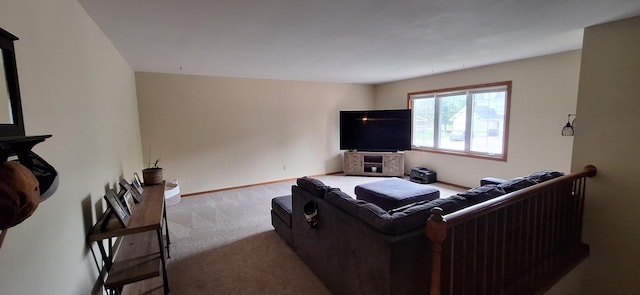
[410,167,436,184]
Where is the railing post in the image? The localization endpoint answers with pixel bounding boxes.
[584,165,597,177]
[427,207,447,295]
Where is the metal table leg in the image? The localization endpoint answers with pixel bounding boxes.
[156,228,170,294]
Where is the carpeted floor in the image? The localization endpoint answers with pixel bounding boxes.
[165,175,463,294]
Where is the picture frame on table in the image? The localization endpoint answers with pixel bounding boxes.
[123,191,136,215]
[104,189,130,227]
[119,178,141,203]
[116,189,132,215]
[132,172,144,194]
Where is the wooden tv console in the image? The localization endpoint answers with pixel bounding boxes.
[88,183,170,295]
[343,151,405,177]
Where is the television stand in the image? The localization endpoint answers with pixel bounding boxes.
[343,151,404,177]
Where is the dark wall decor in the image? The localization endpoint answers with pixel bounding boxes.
[0,27,57,238]
[0,27,25,137]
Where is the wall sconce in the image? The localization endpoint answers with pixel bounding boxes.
[561,114,576,136]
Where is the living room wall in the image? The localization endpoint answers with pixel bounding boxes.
[135,72,373,194]
[548,15,640,295]
[0,1,142,294]
[374,50,581,187]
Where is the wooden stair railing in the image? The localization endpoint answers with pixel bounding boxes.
[426,165,597,295]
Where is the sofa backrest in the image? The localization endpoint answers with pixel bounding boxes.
[457,184,506,205]
[526,169,564,183]
[325,188,468,235]
[295,176,330,199]
[457,170,564,200]
[295,169,564,235]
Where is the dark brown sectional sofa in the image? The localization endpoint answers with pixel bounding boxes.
[271,170,566,294]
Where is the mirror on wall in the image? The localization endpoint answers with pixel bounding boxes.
[0,53,13,124]
[0,27,25,137]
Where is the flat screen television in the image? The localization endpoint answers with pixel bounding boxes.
[340,109,412,152]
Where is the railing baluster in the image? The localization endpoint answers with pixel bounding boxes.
[481,214,489,295]
[426,166,596,295]
[471,220,477,294]
[525,196,540,267]
[497,210,502,293]
[500,207,507,294]
[462,223,467,295]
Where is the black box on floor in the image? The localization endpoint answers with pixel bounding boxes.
[410,167,437,184]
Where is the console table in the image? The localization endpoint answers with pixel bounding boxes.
[343,151,405,177]
[88,183,170,295]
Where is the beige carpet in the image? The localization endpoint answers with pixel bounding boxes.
[165,175,463,294]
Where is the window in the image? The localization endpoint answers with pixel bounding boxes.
[408,81,511,161]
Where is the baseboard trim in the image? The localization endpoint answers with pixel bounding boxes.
[435,180,471,190]
[182,172,468,197]
[181,171,345,197]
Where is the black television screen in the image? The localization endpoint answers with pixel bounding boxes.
[340,109,412,152]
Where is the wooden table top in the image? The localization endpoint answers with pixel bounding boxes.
[88,183,165,241]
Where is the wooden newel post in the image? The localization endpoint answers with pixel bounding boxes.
[426,207,447,295]
[584,165,597,177]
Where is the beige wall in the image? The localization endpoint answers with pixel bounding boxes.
[375,51,581,188]
[0,1,142,294]
[135,72,373,194]
[0,2,626,294]
[547,16,640,295]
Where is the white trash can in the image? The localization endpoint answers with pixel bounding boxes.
[164,180,181,206]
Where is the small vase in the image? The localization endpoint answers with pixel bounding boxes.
[142,168,163,185]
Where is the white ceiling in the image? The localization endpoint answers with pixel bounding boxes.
[78,0,640,84]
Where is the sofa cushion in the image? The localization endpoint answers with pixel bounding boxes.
[326,188,467,235]
[457,185,506,205]
[480,177,508,186]
[296,177,329,198]
[388,195,468,215]
[271,195,293,227]
[325,188,390,224]
[355,178,440,211]
[527,170,564,183]
[498,177,537,193]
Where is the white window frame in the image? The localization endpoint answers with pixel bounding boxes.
[408,81,511,161]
